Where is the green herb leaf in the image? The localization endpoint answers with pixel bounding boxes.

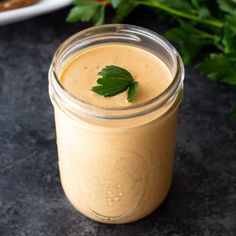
[199,53,236,86]
[128,81,139,102]
[91,65,138,101]
[222,13,236,53]
[198,7,211,19]
[191,0,200,9]
[66,0,104,24]
[111,0,123,8]
[73,0,99,6]
[92,4,106,25]
[114,1,137,22]
[92,81,130,97]
[66,1,99,23]
[191,0,211,19]
[98,65,133,81]
[159,0,194,13]
[165,22,214,64]
[217,0,236,13]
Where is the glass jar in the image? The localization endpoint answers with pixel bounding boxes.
[48,24,184,224]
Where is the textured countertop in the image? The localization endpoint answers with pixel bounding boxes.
[0,8,236,236]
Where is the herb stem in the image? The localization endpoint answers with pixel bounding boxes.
[195,31,216,40]
[132,0,223,28]
[215,43,225,52]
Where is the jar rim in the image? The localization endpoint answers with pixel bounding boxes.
[49,24,184,119]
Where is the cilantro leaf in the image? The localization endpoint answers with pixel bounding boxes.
[217,0,236,13]
[66,0,105,25]
[165,23,214,64]
[198,7,211,19]
[191,0,211,18]
[191,0,200,9]
[92,5,106,25]
[222,13,236,53]
[199,53,236,86]
[111,0,123,8]
[114,1,137,22]
[91,65,138,101]
[128,81,139,102]
[72,0,99,6]
[98,65,133,82]
[66,1,99,23]
[92,80,130,97]
[159,0,194,13]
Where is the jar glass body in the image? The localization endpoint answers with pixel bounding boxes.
[48,24,184,224]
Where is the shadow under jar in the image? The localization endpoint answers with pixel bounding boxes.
[48,24,184,224]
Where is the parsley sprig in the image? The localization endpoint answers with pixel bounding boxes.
[67,0,236,116]
[91,65,139,102]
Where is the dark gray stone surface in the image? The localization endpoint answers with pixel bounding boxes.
[0,8,236,236]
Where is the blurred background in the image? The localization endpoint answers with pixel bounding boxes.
[0,1,235,235]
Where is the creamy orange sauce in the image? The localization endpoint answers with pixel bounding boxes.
[60,44,172,107]
[53,43,181,223]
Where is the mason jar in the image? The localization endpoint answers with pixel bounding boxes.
[48,24,184,224]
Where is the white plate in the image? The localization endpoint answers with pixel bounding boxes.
[0,0,71,26]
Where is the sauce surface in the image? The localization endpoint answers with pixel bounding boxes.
[60,44,172,108]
